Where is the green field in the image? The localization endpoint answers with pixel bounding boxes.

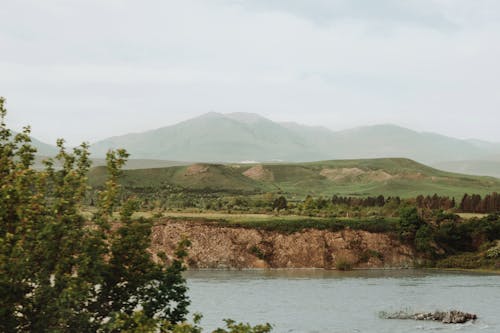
[151,212,399,234]
[88,158,500,198]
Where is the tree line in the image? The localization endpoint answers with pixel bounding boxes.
[331,195,400,207]
[459,192,500,213]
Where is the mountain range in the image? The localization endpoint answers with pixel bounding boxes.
[28,112,500,177]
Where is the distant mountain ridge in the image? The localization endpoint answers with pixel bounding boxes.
[89,112,500,166]
[11,131,59,156]
[25,112,500,177]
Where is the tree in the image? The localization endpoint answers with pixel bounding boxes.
[272,196,287,212]
[0,97,189,332]
[398,206,424,242]
[0,97,272,333]
[303,195,315,211]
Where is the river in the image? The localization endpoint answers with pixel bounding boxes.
[185,269,500,333]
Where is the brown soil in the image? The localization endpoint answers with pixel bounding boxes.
[320,168,393,182]
[185,164,209,176]
[243,165,275,181]
[151,220,416,269]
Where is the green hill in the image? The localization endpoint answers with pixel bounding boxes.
[88,158,500,198]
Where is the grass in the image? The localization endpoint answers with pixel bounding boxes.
[155,212,399,234]
[88,158,500,198]
[456,213,488,219]
[435,252,500,270]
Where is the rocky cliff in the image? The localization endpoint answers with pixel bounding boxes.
[151,220,416,269]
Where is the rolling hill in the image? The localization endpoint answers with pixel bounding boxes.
[433,158,500,179]
[89,112,500,166]
[88,158,500,198]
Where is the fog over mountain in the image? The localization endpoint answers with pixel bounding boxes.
[3,1,500,146]
[82,112,500,169]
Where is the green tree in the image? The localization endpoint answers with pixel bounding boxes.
[414,224,435,255]
[272,196,287,212]
[0,97,272,333]
[303,195,316,212]
[213,319,272,333]
[398,206,424,242]
[0,97,189,332]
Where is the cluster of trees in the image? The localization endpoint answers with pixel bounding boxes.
[459,193,500,213]
[415,194,455,210]
[331,195,401,207]
[397,205,500,267]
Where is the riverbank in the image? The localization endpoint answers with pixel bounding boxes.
[151,219,416,269]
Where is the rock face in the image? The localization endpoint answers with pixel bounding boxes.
[383,310,477,324]
[150,219,416,269]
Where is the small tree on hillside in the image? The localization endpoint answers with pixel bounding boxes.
[272,196,287,212]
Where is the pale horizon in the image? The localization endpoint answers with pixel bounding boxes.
[2,0,500,145]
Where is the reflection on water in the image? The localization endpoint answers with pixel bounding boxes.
[185,269,500,333]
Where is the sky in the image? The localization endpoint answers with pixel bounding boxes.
[1,0,500,146]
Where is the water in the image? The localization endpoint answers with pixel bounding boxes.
[185,269,500,333]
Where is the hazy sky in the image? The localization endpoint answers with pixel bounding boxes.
[1,0,500,146]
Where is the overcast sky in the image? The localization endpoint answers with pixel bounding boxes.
[1,0,500,146]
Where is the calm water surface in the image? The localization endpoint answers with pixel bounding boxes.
[185,269,500,333]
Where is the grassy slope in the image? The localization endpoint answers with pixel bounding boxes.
[433,159,500,178]
[88,158,500,198]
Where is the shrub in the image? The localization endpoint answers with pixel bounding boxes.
[250,245,266,260]
[414,224,435,255]
[335,259,353,271]
[486,243,500,259]
[398,207,424,241]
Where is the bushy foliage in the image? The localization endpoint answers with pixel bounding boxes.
[272,196,287,211]
[398,207,424,241]
[414,224,435,255]
[486,243,500,259]
[335,259,353,271]
[0,98,276,332]
[214,217,398,234]
[434,214,500,253]
[0,98,189,332]
[212,319,272,333]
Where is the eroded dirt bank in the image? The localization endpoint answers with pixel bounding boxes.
[151,220,416,269]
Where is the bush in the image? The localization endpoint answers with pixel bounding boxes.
[335,259,353,271]
[398,207,424,241]
[414,224,435,255]
[250,245,266,260]
[486,243,500,259]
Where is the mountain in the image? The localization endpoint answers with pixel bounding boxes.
[26,135,59,156]
[89,112,500,166]
[8,131,58,156]
[433,158,500,179]
[90,112,329,162]
[328,125,486,163]
[88,158,500,198]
